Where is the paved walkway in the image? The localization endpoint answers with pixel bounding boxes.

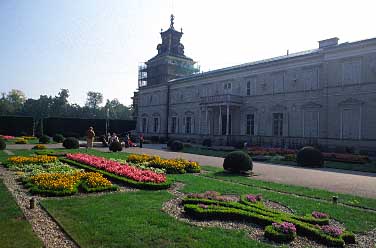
[6,143,376,198]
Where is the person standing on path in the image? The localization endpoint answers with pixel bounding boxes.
[86,127,95,148]
[139,133,144,148]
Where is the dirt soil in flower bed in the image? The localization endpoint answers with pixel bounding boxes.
[162,182,376,248]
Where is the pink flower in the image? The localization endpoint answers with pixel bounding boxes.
[272,222,297,234]
[66,153,166,183]
[312,211,328,219]
[246,194,262,203]
[319,225,343,237]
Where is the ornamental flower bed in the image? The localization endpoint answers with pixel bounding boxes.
[6,155,58,165]
[264,222,297,243]
[183,193,355,247]
[0,135,15,140]
[64,153,170,189]
[312,211,329,219]
[322,152,368,164]
[127,154,201,174]
[245,194,263,203]
[27,171,116,196]
[319,225,343,237]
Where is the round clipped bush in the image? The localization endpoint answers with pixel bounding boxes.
[202,138,212,147]
[0,139,6,150]
[63,137,79,149]
[296,146,324,167]
[109,141,123,152]
[170,140,183,151]
[223,151,253,173]
[39,135,51,144]
[53,134,65,143]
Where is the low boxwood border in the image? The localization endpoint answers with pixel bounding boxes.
[24,181,79,196]
[80,182,118,193]
[183,198,355,247]
[60,158,172,190]
[264,225,296,243]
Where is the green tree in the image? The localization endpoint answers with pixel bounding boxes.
[85,91,103,110]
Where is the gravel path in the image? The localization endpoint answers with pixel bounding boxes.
[3,150,14,155]
[0,166,78,248]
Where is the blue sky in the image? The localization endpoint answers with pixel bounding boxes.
[0,0,375,106]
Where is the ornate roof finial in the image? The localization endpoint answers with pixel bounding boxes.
[170,14,175,29]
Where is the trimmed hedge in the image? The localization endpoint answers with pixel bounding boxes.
[170,140,183,151]
[223,151,253,172]
[297,146,324,167]
[264,225,296,243]
[182,197,354,247]
[109,141,123,152]
[53,134,65,143]
[60,158,172,190]
[39,135,51,144]
[63,137,79,149]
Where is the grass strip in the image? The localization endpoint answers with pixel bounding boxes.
[0,179,43,248]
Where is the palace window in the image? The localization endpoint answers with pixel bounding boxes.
[273,113,283,136]
[142,118,147,133]
[246,114,255,135]
[304,68,319,90]
[171,117,177,134]
[343,60,361,85]
[224,82,232,90]
[153,117,159,133]
[303,111,319,137]
[185,116,192,134]
[246,79,256,96]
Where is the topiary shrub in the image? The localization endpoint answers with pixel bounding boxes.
[63,137,79,149]
[32,144,47,150]
[109,141,123,152]
[170,140,183,151]
[53,134,65,143]
[0,139,6,150]
[202,138,212,147]
[223,151,253,173]
[296,146,324,167]
[39,135,51,144]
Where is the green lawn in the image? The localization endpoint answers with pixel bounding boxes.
[41,191,272,248]
[2,148,376,247]
[0,179,43,248]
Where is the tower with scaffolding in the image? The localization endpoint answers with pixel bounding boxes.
[137,14,199,88]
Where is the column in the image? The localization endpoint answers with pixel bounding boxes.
[205,107,208,135]
[219,105,222,135]
[226,104,230,136]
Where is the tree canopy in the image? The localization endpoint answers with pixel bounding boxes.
[0,89,133,120]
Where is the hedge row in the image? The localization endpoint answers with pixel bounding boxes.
[183,198,354,247]
[60,158,172,190]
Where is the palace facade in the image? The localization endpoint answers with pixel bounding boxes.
[134,16,376,151]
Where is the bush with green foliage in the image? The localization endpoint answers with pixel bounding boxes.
[39,135,51,144]
[223,151,253,172]
[63,137,79,149]
[53,134,65,143]
[297,146,324,167]
[109,141,123,152]
[264,223,297,243]
[0,139,6,150]
[202,138,212,147]
[170,140,183,151]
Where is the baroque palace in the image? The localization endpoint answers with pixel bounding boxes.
[133,15,376,151]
